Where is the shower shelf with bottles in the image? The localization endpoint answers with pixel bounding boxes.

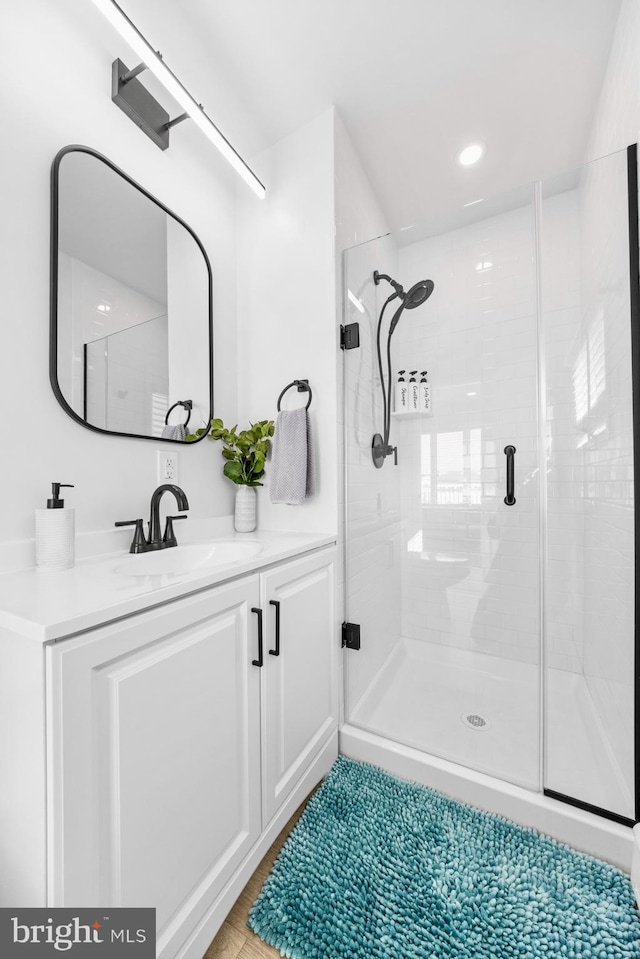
[391,409,433,417]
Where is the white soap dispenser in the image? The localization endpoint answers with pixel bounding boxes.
[420,371,431,413]
[35,483,75,571]
[409,371,419,411]
[395,370,409,413]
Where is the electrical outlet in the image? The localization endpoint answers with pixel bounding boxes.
[157,450,179,483]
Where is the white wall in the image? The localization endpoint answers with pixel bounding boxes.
[236,110,337,534]
[585,0,640,161]
[0,0,244,549]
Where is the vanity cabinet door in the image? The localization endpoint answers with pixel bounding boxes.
[260,549,338,825]
[46,577,261,957]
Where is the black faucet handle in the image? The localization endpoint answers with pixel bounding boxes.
[115,518,147,553]
[163,514,188,547]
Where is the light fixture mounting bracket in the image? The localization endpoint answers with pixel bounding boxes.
[112,58,185,150]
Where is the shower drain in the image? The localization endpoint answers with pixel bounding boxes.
[461,712,491,731]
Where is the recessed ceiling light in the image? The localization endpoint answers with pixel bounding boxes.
[458,142,486,167]
[467,392,477,397]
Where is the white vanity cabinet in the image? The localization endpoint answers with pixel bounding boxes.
[46,576,263,957]
[39,544,337,959]
[260,550,337,825]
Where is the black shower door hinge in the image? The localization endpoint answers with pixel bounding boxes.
[340,323,360,350]
[342,622,361,650]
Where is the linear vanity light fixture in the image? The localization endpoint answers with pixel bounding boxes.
[90,0,266,198]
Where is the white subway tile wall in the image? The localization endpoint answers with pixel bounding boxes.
[394,202,540,668]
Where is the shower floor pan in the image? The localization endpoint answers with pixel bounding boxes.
[347,638,631,823]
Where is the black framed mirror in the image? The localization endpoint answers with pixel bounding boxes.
[50,145,213,443]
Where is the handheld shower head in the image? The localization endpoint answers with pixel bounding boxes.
[374,271,435,333]
[387,280,435,335]
[404,279,435,310]
[371,269,435,468]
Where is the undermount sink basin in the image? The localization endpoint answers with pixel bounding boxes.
[114,540,263,577]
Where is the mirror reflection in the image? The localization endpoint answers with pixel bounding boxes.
[52,147,212,442]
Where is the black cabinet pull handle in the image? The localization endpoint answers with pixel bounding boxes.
[269,600,281,656]
[504,445,516,506]
[251,607,263,667]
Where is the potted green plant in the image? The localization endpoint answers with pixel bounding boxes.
[190,418,275,531]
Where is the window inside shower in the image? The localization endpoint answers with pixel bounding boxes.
[342,146,638,824]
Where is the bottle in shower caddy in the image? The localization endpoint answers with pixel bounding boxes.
[409,371,419,411]
[395,370,409,412]
[420,371,431,413]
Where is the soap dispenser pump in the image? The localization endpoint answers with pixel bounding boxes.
[409,371,419,411]
[420,371,431,413]
[395,370,408,412]
[35,483,75,571]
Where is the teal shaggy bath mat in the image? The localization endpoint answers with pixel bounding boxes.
[248,756,640,958]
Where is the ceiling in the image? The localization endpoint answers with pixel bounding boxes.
[128,0,621,231]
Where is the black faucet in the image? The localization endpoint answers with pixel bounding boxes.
[115,484,189,553]
[149,484,189,547]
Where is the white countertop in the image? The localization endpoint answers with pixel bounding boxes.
[0,528,336,643]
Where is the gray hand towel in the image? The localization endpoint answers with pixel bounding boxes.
[270,408,316,505]
[161,423,187,440]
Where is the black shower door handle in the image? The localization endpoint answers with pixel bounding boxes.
[251,607,264,666]
[269,600,281,656]
[504,445,516,506]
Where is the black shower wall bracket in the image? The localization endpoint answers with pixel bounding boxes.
[340,323,360,350]
[342,622,361,650]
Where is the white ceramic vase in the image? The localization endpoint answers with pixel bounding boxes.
[235,485,256,533]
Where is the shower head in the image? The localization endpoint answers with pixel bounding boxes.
[404,279,435,310]
[374,270,435,332]
[387,278,435,335]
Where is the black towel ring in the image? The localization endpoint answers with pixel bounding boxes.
[277,379,312,412]
[165,399,193,426]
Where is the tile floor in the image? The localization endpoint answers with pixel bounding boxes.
[203,795,310,959]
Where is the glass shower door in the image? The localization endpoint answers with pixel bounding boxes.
[541,147,637,822]
[343,186,541,790]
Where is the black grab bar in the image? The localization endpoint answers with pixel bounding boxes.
[504,445,516,506]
